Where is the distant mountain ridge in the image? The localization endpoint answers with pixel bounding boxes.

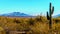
[53,14,60,18]
[0,12,33,17]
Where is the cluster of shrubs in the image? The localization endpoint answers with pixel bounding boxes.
[0,16,60,34]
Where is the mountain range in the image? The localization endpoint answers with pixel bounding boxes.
[53,14,60,18]
[0,12,60,18]
[0,12,33,17]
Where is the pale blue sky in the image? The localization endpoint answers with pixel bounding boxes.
[0,0,60,16]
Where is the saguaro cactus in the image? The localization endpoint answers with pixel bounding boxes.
[47,3,54,29]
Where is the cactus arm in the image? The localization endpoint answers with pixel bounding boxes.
[51,7,54,14]
[47,12,50,20]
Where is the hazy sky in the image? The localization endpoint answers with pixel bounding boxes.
[0,0,60,16]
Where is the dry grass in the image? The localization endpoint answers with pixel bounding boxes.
[0,16,60,34]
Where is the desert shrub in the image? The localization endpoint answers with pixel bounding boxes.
[16,22,31,32]
[27,18,35,25]
[13,19,21,23]
[35,16,42,22]
[0,27,5,34]
[53,18,60,23]
[5,29,9,34]
[35,16,48,23]
[55,19,60,23]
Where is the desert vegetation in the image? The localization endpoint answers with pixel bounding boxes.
[0,3,60,34]
[0,16,60,34]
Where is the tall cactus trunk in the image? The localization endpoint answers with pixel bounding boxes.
[46,3,54,29]
[49,14,52,29]
[49,3,52,29]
